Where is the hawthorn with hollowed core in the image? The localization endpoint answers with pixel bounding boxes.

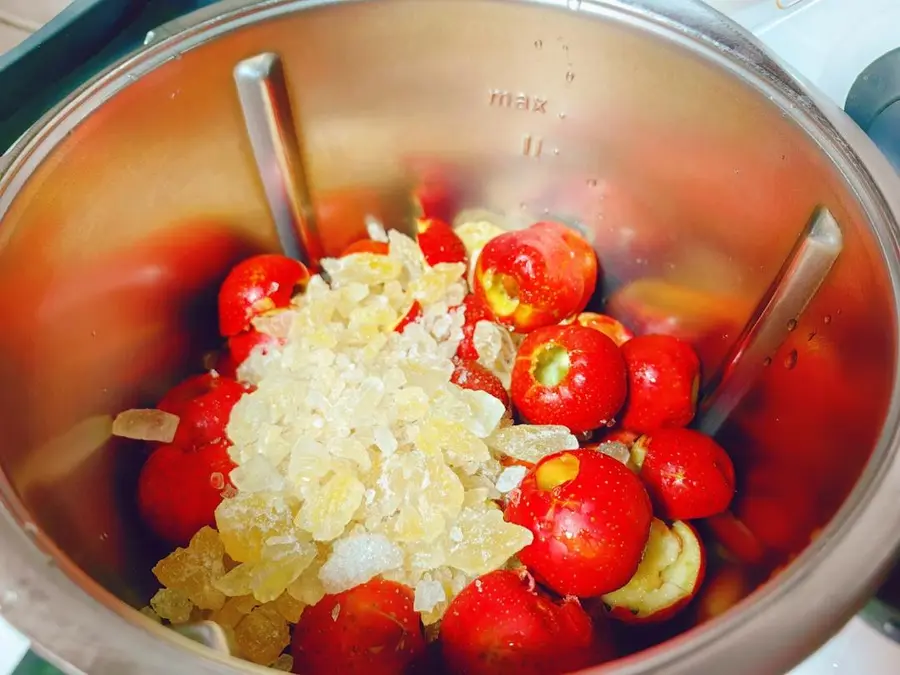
[619,334,701,433]
[572,312,634,346]
[440,569,608,675]
[631,428,735,520]
[511,324,627,433]
[137,441,236,547]
[504,449,653,597]
[291,578,426,675]
[473,226,586,332]
[218,254,309,337]
[602,519,706,623]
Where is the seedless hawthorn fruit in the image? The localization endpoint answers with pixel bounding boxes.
[291,578,425,675]
[218,254,310,337]
[601,519,706,623]
[531,221,599,311]
[341,239,390,257]
[572,312,634,346]
[416,217,468,266]
[137,440,236,546]
[620,334,701,433]
[505,449,653,597]
[511,324,627,433]
[440,570,605,675]
[451,359,511,413]
[473,226,587,332]
[157,373,250,449]
[631,428,735,520]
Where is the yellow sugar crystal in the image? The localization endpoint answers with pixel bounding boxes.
[322,253,403,287]
[445,504,533,576]
[296,470,366,542]
[409,263,466,305]
[234,606,291,666]
[271,654,294,672]
[214,563,254,598]
[210,595,258,629]
[151,527,226,611]
[472,320,518,389]
[273,591,305,623]
[250,538,317,603]
[393,387,430,422]
[487,424,579,464]
[286,554,326,607]
[417,418,490,467]
[215,493,297,564]
[149,588,194,625]
[138,606,162,623]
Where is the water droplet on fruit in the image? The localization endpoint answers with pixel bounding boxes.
[784,349,798,370]
[534,39,543,49]
[823,315,832,324]
[558,112,567,120]
[587,178,598,187]
[786,318,797,332]
[566,71,576,83]
[553,148,560,156]
[763,357,772,367]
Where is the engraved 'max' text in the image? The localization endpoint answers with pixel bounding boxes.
[489,90,548,114]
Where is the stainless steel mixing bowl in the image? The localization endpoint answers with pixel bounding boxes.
[1,0,900,673]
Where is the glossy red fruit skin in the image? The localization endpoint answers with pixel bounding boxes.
[218,254,309,337]
[292,578,426,675]
[440,570,607,675]
[633,428,735,520]
[619,334,701,433]
[531,222,598,311]
[511,324,627,433]
[221,329,283,376]
[474,227,585,332]
[394,300,424,333]
[341,239,390,257]
[573,312,634,347]
[157,373,249,450]
[455,294,493,361]
[137,441,236,546]
[505,449,653,597]
[451,360,511,412]
[417,218,468,266]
